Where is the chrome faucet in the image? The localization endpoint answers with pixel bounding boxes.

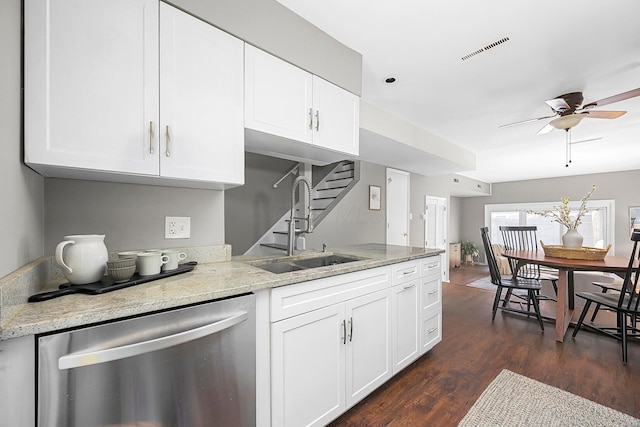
[288,176,314,256]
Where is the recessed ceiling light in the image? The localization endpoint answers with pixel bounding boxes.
[384,77,396,84]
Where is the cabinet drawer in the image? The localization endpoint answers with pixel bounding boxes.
[420,257,440,279]
[420,307,441,354]
[420,275,441,312]
[270,266,390,322]
[391,261,420,286]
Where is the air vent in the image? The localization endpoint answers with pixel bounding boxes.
[461,37,510,61]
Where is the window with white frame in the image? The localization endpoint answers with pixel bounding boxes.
[485,200,615,250]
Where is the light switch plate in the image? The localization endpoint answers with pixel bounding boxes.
[165,216,191,239]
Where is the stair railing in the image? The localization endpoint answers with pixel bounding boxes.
[273,164,299,188]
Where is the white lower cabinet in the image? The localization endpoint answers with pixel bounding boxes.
[391,277,420,374]
[345,290,392,408]
[266,258,440,426]
[420,257,443,354]
[271,303,345,427]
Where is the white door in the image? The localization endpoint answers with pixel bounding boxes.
[391,279,420,374]
[244,45,314,144]
[345,290,391,408]
[311,76,359,156]
[159,4,244,183]
[25,0,159,175]
[387,169,410,246]
[425,196,448,282]
[271,304,345,427]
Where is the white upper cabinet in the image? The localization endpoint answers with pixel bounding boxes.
[25,0,244,189]
[25,0,160,176]
[244,44,314,144]
[159,3,244,184]
[244,44,359,163]
[312,76,360,156]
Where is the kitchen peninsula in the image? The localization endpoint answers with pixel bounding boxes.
[0,244,443,426]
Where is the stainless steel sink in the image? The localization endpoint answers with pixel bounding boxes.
[255,262,306,274]
[290,254,363,269]
[251,253,365,274]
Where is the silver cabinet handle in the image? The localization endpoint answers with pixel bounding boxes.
[342,319,347,345]
[58,311,248,370]
[428,289,438,295]
[404,283,417,290]
[165,125,171,157]
[348,317,353,342]
[402,268,417,276]
[149,121,155,154]
[315,110,320,131]
[428,327,438,333]
[427,263,438,269]
[309,108,313,130]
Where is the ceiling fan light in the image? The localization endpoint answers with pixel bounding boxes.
[550,114,585,130]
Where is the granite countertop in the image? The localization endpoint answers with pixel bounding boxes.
[0,244,443,340]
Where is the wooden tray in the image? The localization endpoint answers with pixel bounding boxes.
[540,242,611,261]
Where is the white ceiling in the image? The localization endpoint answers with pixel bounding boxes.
[276,0,640,183]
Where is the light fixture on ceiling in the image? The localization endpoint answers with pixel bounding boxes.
[384,77,396,84]
[550,113,586,130]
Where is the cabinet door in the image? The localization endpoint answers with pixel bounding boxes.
[391,279,420,374]
[159,4,244,184]
[245,45,313,144]
[271,304,345,427]
[25,0,159,175]
[345,289,392,408]
[311,76,359,156]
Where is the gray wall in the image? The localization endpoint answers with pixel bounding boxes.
[460,170,640,259]
[225,153,296,255]
[170,0,362,95]
[409,173,452,248]
[1,0,44,278]
[448,196,462,244]
[44,179,225,254]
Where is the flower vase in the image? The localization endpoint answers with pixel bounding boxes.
[562,228,583,249]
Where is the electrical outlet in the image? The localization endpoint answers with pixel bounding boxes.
[165,216,191,239]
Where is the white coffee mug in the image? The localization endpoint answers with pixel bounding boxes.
[162,249,187,271]
[136,252,170,276]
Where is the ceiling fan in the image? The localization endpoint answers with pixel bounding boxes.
[500,87,640,134]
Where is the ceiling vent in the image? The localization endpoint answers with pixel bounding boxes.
[461,37,510,61]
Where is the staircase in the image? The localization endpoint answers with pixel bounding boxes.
[246,160,359,255]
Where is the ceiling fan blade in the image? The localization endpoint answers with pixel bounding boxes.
[537,123,555,135]
[499,114,557,128]
[582,110,626,119]
[545,97,571,112]
[582,88,640,109]
[570,137,603,145]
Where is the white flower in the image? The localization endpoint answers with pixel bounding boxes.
[528,185,596,229]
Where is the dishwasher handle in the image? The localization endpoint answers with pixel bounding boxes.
[58,311,248,370]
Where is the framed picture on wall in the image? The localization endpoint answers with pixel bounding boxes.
[369,185,381,210]
[630,207,640,235]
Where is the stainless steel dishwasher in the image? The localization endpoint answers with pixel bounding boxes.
[37,293,255,427]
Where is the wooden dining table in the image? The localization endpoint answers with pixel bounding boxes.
[501,249,631,342]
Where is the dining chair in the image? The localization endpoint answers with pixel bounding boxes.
[499,225,558,299]
[572,231,640,363]
[589,278,624,321]
[480,227,545,330]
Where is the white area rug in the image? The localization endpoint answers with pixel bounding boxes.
[459,369,640,426]
[465,277,496,292]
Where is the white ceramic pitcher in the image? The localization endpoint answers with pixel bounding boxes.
[55,235,108,284]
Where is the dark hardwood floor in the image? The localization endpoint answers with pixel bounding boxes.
[329,265,640,426]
